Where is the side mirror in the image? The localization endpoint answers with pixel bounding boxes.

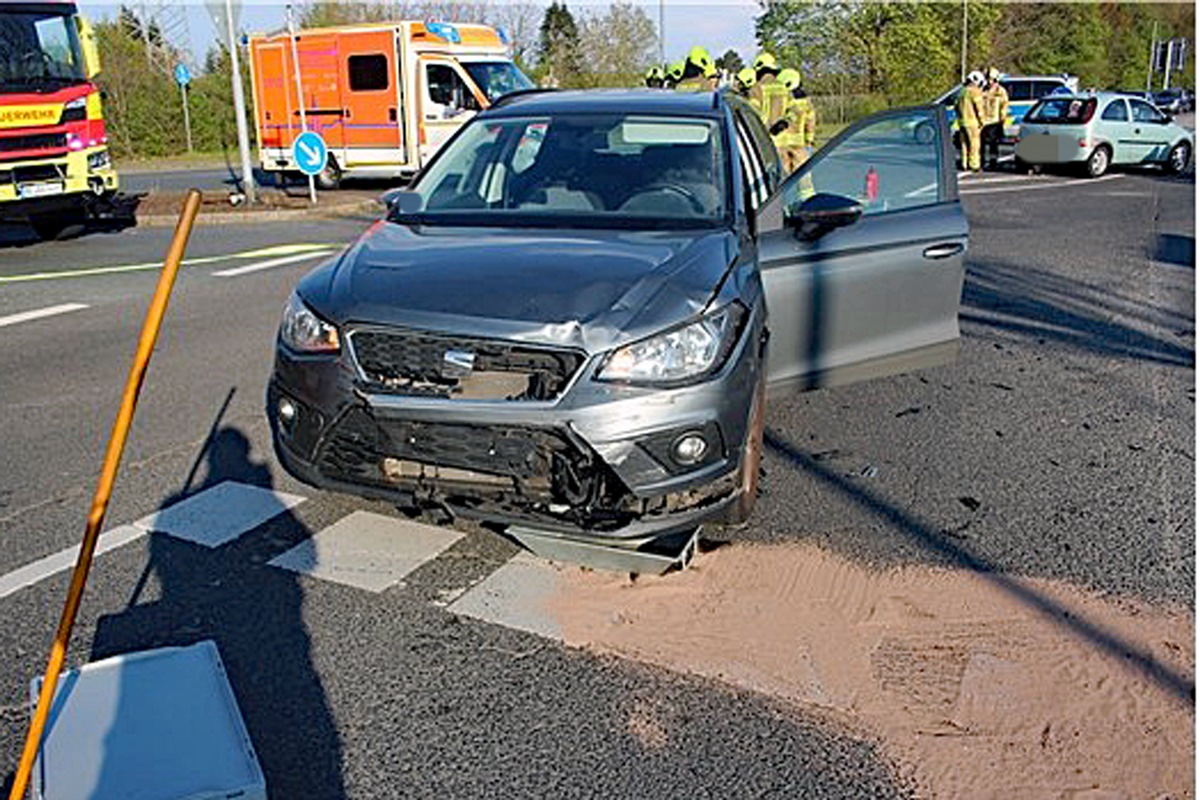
[380,189,422,214]
[785,192,863,240]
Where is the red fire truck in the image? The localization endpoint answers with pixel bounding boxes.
[0,1,119,239]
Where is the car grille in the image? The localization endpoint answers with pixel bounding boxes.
[349,328,585,401]
[317,407,574,486]
[0,133,67,159]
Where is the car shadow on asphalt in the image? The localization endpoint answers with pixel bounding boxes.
[962,258,1195,368]
[87,424,347,797]
[763,429,1195,706]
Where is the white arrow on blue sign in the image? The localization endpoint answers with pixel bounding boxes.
[174,63,191,87]
[293,130,329,177]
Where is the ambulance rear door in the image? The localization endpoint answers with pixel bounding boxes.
[335,28,405,170]
[250,39,294,162]
[293,32,346,158]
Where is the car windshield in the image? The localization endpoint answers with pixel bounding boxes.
[1026,97,1096,124]
[462,61,534,102]
[397,113,729,229]
[0,8,87,91]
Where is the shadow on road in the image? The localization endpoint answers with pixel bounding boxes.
[1153,233,1195,269]
[962,258,1195,368]
[764,430,1195,706]
[88,424,346,797]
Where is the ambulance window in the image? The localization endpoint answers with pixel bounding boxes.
[426,64,481,112]
[348,54,388,92]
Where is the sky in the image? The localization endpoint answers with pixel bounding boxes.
[77,1,761,68]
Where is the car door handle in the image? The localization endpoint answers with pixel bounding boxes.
[1135,128,1142,134]
[923,243,964,260]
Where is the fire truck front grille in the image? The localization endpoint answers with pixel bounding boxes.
[10,164,63,182]
[0,133,68,159]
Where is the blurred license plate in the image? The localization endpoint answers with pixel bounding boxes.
[1017,134,1059,161]
[18,181,65,199]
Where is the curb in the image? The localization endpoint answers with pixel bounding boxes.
[135,198,379,227]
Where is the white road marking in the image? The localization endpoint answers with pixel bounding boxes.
[961,174,1121,195]
[0,302,88,329]
[447,552,564,640]
[133,481,306,547]
[0,243,339,284]
[0,525,143,600]
[269,511,463,592]
[211,250,334,277]
[960,173,1049,186]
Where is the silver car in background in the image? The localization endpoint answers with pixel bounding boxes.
[1016,91,1193,177]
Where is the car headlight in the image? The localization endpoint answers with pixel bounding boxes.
[279,292,340,353]
[596,304,745,385]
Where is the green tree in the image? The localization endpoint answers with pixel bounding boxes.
[575,2,657,88]
[94,14,180,158]
[716,48,744,75]
[537,2,581,86]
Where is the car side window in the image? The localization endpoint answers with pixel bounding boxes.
[1031,80,1062,99]
[1130,99,1164,123]
[738,107,782,192]
[1004,81,1032,101]
[779,109,942,217]
[732,111,769,211]
[1101,100,1129,122]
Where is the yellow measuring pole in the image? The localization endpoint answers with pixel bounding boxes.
[9,190,203,800]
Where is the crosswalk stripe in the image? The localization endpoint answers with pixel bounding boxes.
[446,552,565,640]
[0,303,88,329]
[268,511,464,592]
[133,480,306,548]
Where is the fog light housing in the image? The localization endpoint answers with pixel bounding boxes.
[672,432,709,465]
[277,396,297,428]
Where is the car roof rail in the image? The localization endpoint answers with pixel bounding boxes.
[489,87,558,109]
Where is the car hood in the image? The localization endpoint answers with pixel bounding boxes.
[299,221,739,353]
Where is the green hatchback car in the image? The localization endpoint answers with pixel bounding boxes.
[1016,91,1193,177]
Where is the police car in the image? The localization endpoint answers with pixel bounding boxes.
[937,74,1078,142]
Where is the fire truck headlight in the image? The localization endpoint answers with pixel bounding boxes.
[61,97,87,123]
[87,149,111,172]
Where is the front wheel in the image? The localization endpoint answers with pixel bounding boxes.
[722,373,766,526]
[1084,145,1110,178]
[315,156,342,190]
[1167,142,1191,175]
[29,207,86,241]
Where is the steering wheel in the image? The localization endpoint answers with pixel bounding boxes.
[634,183,707,214]
[19,51,52,75]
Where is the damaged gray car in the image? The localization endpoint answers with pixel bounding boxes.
[268,90,967,548]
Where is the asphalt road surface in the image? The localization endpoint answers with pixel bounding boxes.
[0,165,1192,797]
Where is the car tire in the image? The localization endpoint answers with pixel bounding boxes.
[1014,157,1039,175]
[315,156,342,190]
[1167,142,1191,175]
[722,371,766,526]
[1085,145,1110,178]
[29,208,85,241]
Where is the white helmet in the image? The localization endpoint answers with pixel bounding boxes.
[968,70,985,87]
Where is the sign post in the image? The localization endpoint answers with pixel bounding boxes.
[174,62,193,154]
[287,4,317,204]
[209,0,256,203]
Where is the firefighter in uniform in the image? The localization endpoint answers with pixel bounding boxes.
[981,67,1009,170]
[664,60,684,90]
[675,46,716,92]
[734,67,755,99]
[644,66,665,89]
[749,52,782,120]
[773,68,807,172]
[957,70,986,173]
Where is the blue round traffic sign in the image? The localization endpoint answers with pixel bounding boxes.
[173,63,191,87]
[293,131,329,177]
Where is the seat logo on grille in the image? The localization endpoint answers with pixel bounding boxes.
[441,348,475,378]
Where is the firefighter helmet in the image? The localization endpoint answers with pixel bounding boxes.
[778,68,801,92]
[753,52,779,73]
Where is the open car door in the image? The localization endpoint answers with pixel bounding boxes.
[755,106,968,394]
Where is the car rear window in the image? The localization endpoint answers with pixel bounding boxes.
[1026,97,1096,124]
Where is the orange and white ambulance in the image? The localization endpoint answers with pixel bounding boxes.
[248,20,532,187]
